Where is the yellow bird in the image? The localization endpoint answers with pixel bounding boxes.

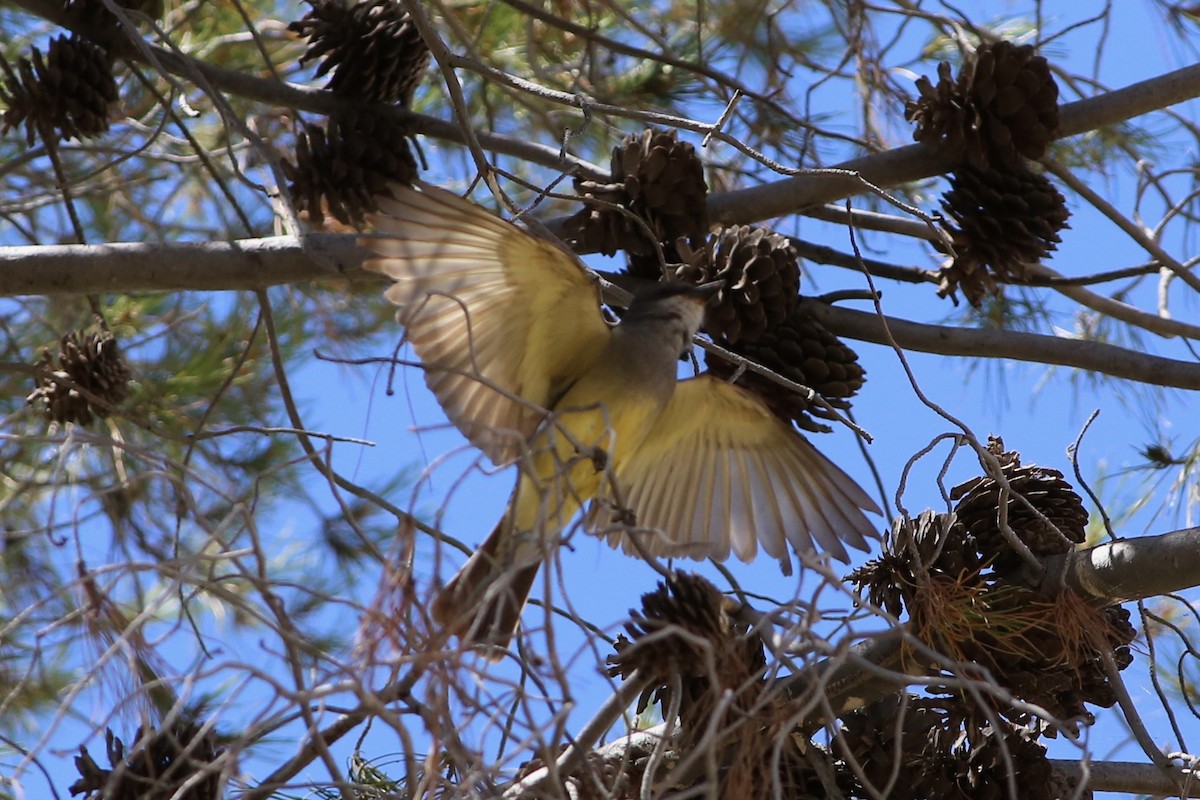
[362,182,880,652]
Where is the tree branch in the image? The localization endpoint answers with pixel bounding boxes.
[804,300,1200,390]
[1048,759,1200,798]
[12,0,1200,222]
[705,62,1200,224]
[6,0,610,182]
[1030,527,1200,604]
[5,240,1200,391]
[525,708,1200,798]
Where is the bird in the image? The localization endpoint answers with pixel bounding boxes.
[361,181,881,654]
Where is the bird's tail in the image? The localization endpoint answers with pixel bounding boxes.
[431,518,540,657]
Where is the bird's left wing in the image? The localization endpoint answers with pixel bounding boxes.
[361,182,612,466]
[590,374,880,568]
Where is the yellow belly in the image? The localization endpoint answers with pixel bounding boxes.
[510,378,665,536]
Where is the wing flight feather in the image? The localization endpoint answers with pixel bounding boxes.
[362,182,611,464]
[595,374,880,569]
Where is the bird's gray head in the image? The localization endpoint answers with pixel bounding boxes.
[620,281,721,356]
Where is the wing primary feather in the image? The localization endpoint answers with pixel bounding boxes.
[750,449,788,560]
[700,453,729,561]
[727,449,756,562]
[691,440,718,556]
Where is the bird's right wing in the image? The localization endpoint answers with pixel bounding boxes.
[362,182,612,465]
[591,374,880,569]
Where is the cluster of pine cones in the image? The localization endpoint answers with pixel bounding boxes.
[7,1,163,427]
[605,545,1127,799]
[562,127,866,432]
[604,436,1133,798]
[283,0,430,227]
[905,41,1070,306]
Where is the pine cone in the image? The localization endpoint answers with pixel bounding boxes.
[289,0,430,105]
[70,722,222,800]
[951,436,1087,571]
[607,572,763,724]
[563,129,708,257]
[61,0,163,49]
[28,329,131,427]
[0,35,117,145]
[703,305,862,432]
[839,695,1065,800]
[937,163,1070,306]
[849,512,981,619]
[906,41,1059,170]
[674,226,800,345]
[282,106,418,228]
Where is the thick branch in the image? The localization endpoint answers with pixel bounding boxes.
[0,236,360,295]
[1032,527,1200,604]
[5,240,1200,391]
[781,527,1200,728]
[803,301,1200,390]
[1049,759,1200,797]
[706,62,1200,224]
[541,715,1200,797]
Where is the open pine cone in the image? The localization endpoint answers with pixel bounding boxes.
[906,40,1060,171]
[71,722,222,800]
[608,573,763,722]
[563,129,708,257]
[289,0,430,105]
[703,305,864,433]
[0,35,117,145]
[283,106,418,228]
[28,329,131,427]
[674,226,801,345]
[951,436,1087,570]
[936,164,1070,306]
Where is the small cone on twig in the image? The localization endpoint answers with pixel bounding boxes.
[28,329,131,427]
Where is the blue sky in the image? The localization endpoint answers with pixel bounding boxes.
[6,1,1200,797]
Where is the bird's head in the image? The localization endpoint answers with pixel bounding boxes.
[621,280,722,356]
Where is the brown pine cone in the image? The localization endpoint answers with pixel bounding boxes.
[703,304,861,432]
[675,226,800,345]
[607,573,763,721]
[61,0,163,49]
[70,722,222,800]
[906,41,1059,171]
[849,512,982,620]
[28,329,131,427]
[951,436,1087,571]
[282,106,418,228]
[0,35,117,145]
[937,163,1070,306]
[289,0,430,106]
[563,129,708,257]
[966,41,1060,168]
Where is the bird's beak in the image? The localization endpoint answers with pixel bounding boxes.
[694,280,724,303]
